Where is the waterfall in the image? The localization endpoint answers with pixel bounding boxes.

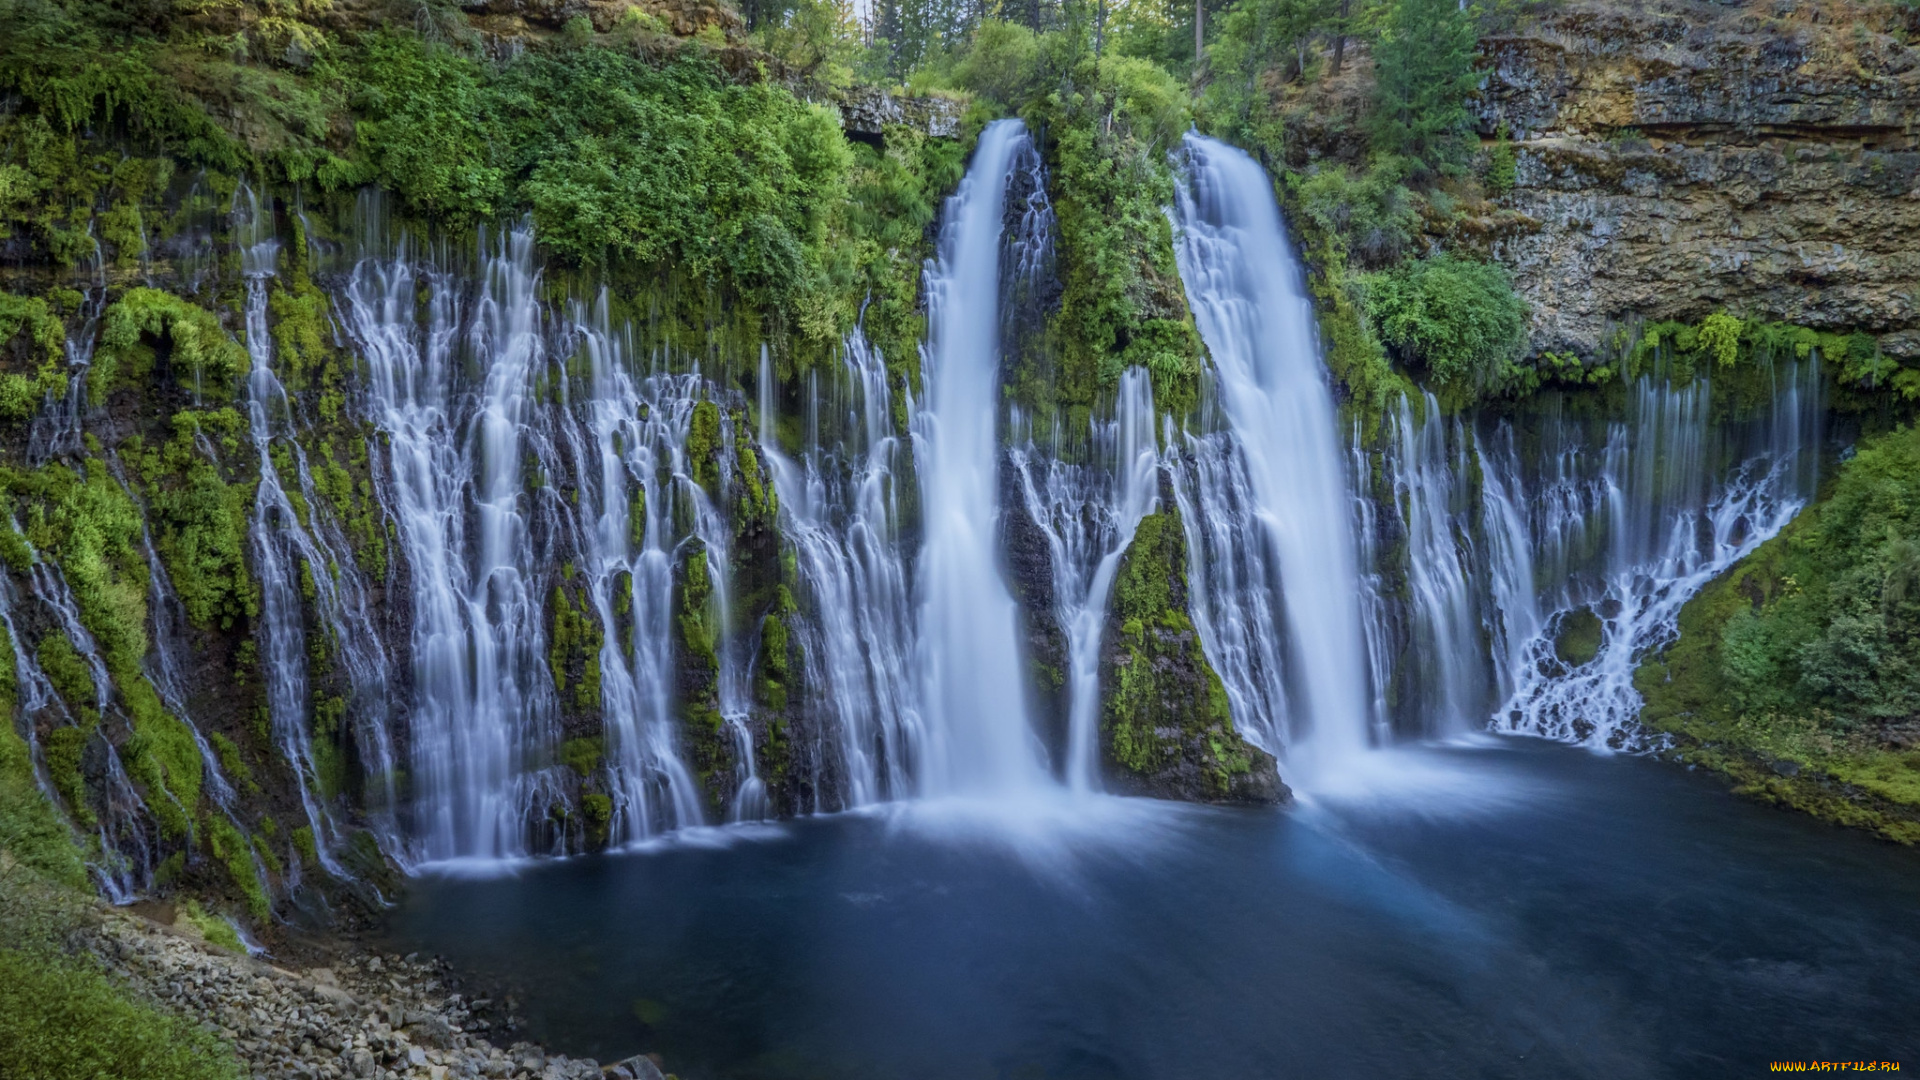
[1380,393,1491,736]
[344,221,565,862]
[555,297,707,842]
[910,118,1048,795]
[1489,360,1825,748]
[758,334,921,808]
[1170,134,1371,769]
[1010,368,1159,791]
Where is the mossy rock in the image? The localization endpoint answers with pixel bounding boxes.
[1553,607,1604,668]
[1098,501,1286,805]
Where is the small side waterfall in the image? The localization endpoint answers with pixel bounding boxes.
[1488,360,1825,748]
[1170,134,1372,769]
[911,118,1048,795]
[1010,368,1159,791]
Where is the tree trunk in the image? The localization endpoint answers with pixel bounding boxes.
[1195,0,1205,76]
[1331,0,1351,74]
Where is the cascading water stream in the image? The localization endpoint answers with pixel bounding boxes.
[344,220,563,861]
[759,333,922,808]
[236,187,356,875]
[1489,359,1825,748]
[556,297,707,842]
[910,118,1048,795]
[1381,393,1489,735]
[1170,134,1371,770]
[1010,369,1159,791]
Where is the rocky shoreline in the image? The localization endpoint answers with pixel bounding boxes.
[86,908,671,1080]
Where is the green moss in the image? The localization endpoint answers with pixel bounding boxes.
[1104,509,1264,798]
[40,726,94,829]
[548,581,605,714]
[290,825,317,868]
[687,401,722,491]
[35,636,95,707]
[560,737,603,778]
[205,816,268,920]
[580,792,613,849]
[1553,607,1603,668]
[132,410,256,631]
[206,733,257,797]
[179,899,244,953]
[759,609,791,712]
[94,289,248,406]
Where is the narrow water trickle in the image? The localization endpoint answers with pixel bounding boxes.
[1010,368,1159,791]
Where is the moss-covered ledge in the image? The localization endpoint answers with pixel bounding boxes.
[1098,493,1286,805]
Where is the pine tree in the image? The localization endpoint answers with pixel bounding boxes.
[1368,0,1480,174]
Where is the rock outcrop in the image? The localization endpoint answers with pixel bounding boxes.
[1097,491,1286,805]
[1472,0,1920,358]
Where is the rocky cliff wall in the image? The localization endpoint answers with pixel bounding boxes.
[1473,0,1920,359]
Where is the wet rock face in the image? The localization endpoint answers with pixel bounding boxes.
[1473,0,1920,358]
[836,88,965,142]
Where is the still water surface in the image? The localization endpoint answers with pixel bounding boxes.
[387,740,1920,1079]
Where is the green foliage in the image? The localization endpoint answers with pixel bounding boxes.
[133,410,257,630]
[499,49,852,310]
[0,947,244,1080]
[1369,0,1480,175]
[1290,162,1420,269]
[942,21,1204,417]
[1484,121,1516,195]
[0,291,67,421]
[349,33,504,222]
[1202,0,1337,134]
[178,899,244,952]
[1638,425,1920,838]
[206,815,268,920]
[1360,254,1529,404]
[41,726,94,828]
[95,289,249,406]
[36,636,96,708]
[1,673,88,889]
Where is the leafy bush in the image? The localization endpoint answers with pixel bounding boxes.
[1720,426,1920,729]
[1290,162,1420,269]
[1360,254,1528,402]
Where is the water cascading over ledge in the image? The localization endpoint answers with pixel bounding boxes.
[3,120,1854,907]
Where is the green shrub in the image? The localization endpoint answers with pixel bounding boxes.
[1361,254,1529,403]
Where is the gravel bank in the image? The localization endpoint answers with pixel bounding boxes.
[88,908,670,1080]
